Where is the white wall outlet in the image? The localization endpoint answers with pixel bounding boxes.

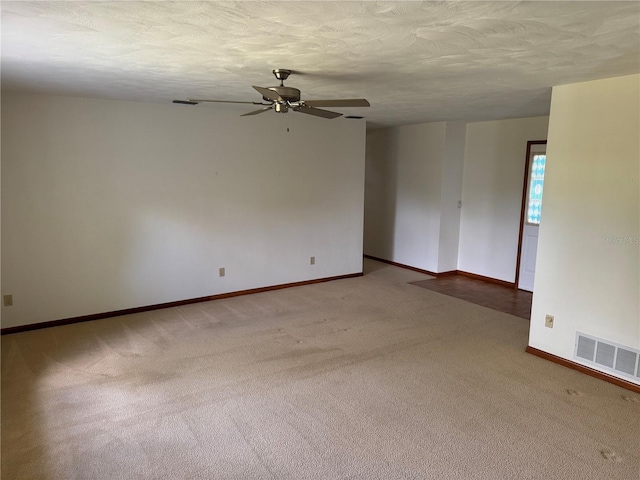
[310,256,315,265]
[219,267,225,277]
[3,295,13,307]
[545,314,554,328]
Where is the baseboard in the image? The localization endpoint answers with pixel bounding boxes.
[525,346,640,394]
[363,255,512,285]
[1,272,363,335]
[363,255,454,277]
[456,270,516,288]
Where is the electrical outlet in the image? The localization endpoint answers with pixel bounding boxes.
[3,295,13,307]
[219,267,225,277]
[545,314,554,328]
[310,256,315,265]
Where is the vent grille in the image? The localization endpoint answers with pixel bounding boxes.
[574,332,640,384]
[615,349,637,376]
[576,336,596,361]
[595,342,615,368]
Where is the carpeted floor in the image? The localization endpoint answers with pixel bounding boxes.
[2,259,638,479]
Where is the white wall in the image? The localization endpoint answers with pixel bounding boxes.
[1,93,366,328]
[364,123,447,272]
[529,75,639,371]
[438,122,466,272]
[362,129,394,260]
[458,116,549,282]
[364,117,549,278]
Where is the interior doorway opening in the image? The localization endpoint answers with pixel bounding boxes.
[515,140,547,292]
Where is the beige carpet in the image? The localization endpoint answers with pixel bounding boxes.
[2,259,638,479]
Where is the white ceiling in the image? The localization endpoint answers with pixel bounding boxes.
[2,1,639,128]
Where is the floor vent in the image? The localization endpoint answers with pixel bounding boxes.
[575,332,640,384]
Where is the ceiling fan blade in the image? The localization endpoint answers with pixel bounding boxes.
[252,86,283,102]
[241,106,273,116]
[304,99,370,108]
[187,99,270,105]
[173,100,199,105]
[295,105,342,119]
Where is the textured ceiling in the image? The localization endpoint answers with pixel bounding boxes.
[2,1,639,128]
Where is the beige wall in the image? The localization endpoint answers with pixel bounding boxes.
[1,93,366,328]
[529,74,640,375]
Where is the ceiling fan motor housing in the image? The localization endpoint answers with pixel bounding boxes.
[264,86,301,103]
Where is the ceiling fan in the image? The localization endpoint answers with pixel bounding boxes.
[173,69,370,119]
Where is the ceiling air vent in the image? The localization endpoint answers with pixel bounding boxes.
[574,332,640,384]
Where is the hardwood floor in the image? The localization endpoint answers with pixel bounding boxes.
[410,275,532,320]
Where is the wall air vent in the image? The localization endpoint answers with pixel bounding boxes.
[574,332,640,384]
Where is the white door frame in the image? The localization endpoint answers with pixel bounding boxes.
[515,140,547,291]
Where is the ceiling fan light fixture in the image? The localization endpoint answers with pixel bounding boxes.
[275,103,289,113]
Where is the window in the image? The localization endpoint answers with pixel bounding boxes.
[526,154,546,225]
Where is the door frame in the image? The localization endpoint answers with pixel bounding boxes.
[514,140,547,289]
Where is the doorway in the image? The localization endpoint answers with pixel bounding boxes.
[516,141,547,292]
